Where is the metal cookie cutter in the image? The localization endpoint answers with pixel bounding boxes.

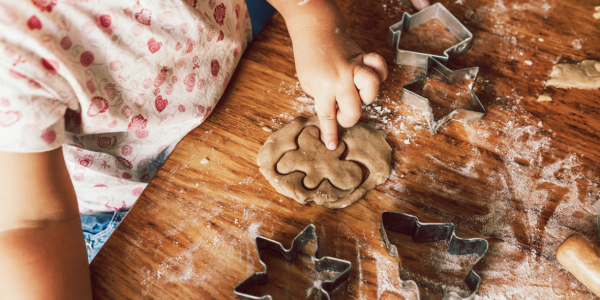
[379,211,488,300]
[388,2,473,68]
[234,225,352,300]
[402,57,485,134]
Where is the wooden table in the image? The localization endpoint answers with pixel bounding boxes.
[90,0,600,299]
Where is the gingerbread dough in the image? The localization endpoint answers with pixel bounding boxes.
[277,126,362,190]
[545,60,600,89]
[257,116,392,209]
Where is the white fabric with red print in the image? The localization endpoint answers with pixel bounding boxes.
[0,0,251,214]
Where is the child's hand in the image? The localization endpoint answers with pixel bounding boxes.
[291,27,387,150]
[270,0,428,150]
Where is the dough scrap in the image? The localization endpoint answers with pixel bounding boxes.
[545,60,600,89]
[257,116,392,209]
[465,5,475,20]
[537,93,552,102]
[594,6,600,19]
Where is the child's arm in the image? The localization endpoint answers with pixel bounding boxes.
[267,0,427,150]
[0,149,92,300]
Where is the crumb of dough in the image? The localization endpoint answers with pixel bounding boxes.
[201,157,210,164]
[262,126,273,132]
[525,60,533,65]
[537,93,552,102]
[465,5,475,20]
[594,6,600,19]
[545,60,600,89]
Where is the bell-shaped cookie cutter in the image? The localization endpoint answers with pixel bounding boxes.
[234,225,352,300]
[379,211,488,300]
[402,57,485,134]
[389,2,473,68]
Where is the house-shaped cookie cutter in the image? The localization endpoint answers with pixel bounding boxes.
[234,225,352,300]
[388,2,473,69]
[379,211,488,300]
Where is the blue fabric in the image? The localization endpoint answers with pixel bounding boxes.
[81,211,127,263]
[247,0,276,39]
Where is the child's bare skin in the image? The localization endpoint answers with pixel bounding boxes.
[269,0,427,149]
[0,149,92,300]
[0,0,428,299]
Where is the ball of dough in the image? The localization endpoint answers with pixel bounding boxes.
[257,116,392,209]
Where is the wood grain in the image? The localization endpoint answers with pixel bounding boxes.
[90,0,600,299]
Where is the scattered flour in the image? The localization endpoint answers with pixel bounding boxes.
[374,251,413,299]
[295,96,316,114]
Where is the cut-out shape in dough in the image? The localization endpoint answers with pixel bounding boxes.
[277,126,362,191]
[257,116,392,209]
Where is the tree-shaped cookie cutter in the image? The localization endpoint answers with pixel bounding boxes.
[379,211,488,300]
[402,57,485,134]
[234,225,352,300]
[388,2,473,68]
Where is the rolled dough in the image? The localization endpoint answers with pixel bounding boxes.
[257,116,392,209]
[545,60,600,89]
[277,126,362,191]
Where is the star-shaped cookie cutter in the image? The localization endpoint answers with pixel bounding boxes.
[379,211,488,300]
[402,57,485,134]
[389,2,473,68]
[234,225,352,300]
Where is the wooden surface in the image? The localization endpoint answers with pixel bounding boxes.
[90,0,600,299]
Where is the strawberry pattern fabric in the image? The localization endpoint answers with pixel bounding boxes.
[0,0,252,214]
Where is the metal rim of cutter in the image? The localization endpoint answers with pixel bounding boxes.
[234,225,352,300]
[388,2,473,69]
[379,211,488,300]
[402,56,485,134]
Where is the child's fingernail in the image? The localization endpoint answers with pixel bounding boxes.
[414,0,430,10]
[327,142,337,150]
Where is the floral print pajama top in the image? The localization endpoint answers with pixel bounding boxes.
[0,0,252,214]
